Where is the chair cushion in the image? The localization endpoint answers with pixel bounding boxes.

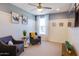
[30,32,36,39]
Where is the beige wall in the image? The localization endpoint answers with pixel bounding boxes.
[48,18,75,43]
[0,11,35,40]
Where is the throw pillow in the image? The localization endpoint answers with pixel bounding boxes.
[8,40,13,45]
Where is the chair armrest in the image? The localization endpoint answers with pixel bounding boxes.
[0,44,16,52]
[13,40,24,44]
[38,36,41,39]
[5,45,17,56]
[8,45,16,49]
[0,41,16,50]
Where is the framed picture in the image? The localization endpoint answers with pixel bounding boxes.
[11,12,20,24]
[59,22,63,27]
[22,15,28,24]
[68,22,72,27]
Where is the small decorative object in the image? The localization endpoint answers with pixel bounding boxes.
[23,30,27,39]
[52,22,56,27]
[68,22,72,27]
[65,41,73,54]
[11,12,20,24]
[22,15,28,24]
[59,22,63,27]
[22,30,27,48]
[67,49,72,54]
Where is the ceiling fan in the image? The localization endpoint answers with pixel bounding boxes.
[28,3,52,12]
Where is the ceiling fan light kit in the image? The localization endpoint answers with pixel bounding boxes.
[37,8,43,12]
[37,3,43,12]
[28,3,52,12]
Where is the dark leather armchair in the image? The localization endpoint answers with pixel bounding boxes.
[29,32,41,45]
[0,36,24,56]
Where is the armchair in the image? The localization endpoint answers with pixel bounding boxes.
[29,32,41,45]
[0,36,24,56]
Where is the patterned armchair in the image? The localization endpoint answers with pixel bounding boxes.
[29,32,41,45]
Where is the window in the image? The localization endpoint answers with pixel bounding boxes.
[39,18,46,34]
[37,15,49,35]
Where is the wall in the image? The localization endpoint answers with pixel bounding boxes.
[68,28,79,55]
[0,3,35,40]
[48,11,75,43]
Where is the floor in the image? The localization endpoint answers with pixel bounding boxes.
[20,41,62,56]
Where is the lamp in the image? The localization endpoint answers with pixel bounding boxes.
[37,3,43,12]
[37,8,43,12]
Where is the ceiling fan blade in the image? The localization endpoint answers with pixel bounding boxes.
[43,7,52,9]
[28,3,37,7]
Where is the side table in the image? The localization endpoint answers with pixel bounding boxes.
[22,38,30,48]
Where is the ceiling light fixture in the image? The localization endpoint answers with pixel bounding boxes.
[28,3,52,12]
[37,8,43,12]
[37,3,43,12]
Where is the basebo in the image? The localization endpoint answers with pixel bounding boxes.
[43,40,64,44]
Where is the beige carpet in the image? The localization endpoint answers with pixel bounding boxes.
[20,41,62,56]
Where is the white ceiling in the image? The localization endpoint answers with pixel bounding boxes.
[11,3,74,15]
